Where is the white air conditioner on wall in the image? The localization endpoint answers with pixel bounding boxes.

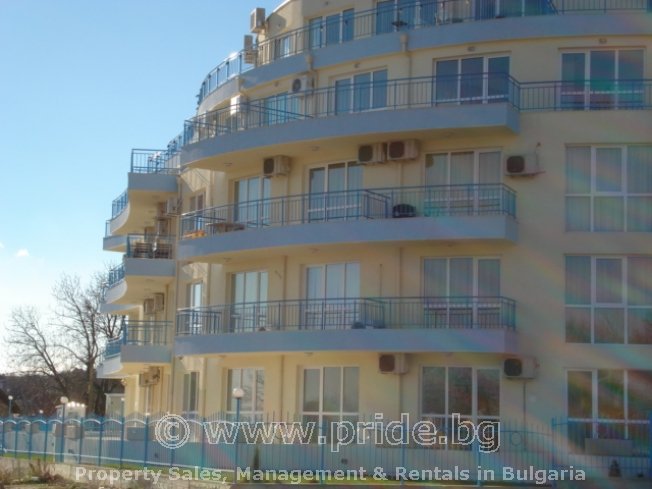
[358,143,386,165]
[139,367,161,387]
[387,139,420,161]
[165,197,180,216]
[503,357,538,379]
[250,8,266,33]
[378,353,408,374]
[504,154,540,176]
[291,75,314,94]
[263,155,291,177]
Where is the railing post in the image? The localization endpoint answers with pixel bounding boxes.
[43,418,49,462]
[143,413,150,467]
[78,419,84,464]
[201,416,207,470]
[319,420,326,484]
[119,414,125,469]
[28,419,33,460]
[97,416,104,467]
[14,419,18,457]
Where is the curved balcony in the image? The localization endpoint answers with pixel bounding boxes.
[184,73,520,168]
[195,0,650,109]
[97,321,171,378]
[106,148,180,237]
[175,296,517,355]
[102,237,176,305]
[178,184,517,261]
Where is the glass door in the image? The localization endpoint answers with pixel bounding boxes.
[305,263,360,329]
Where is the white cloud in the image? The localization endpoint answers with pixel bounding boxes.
[15,249,29,258]
[0,242,4,249]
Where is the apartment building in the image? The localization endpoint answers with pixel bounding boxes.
[99,0,652,459]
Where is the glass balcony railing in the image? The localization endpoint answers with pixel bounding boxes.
[101,320,170,362]
[180,184,516,239]
[176,296,516,336]
[125,235,175,259]
[185,75,652,146]
[195,0,650,105]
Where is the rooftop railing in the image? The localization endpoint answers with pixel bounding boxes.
[125,235,175,260]
[130,148,181,175]
[195,0,649,105]
[185,75,652,147]
[180,184,516,239]
[176,296,516,336]
[101,320,170,361]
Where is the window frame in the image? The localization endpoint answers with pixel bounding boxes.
[333,69,388,114]
[182,371,200,416]
[226,367,265,421]
[434,55,511,105]
[301,366,360,431]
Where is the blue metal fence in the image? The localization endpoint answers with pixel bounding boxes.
[0,414,649,482]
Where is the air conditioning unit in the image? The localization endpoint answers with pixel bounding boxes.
[291,75,314,94]
[230,94,249,115]
[358,143,386,165]
[139,367,161,387]
[143,298,155,315]
[165,197,180,216]
[243,35,256,64]
[505,154,540,176]
[379,353,408,374]
[263,155,291,177]
[503,357,538,379]
[155,218,169,236]
[387,139,420,161]
[154,293,165,312]
[250,7,266,33]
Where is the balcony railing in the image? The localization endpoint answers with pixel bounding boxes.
[126,235,175,259]
[185,75,652,146]
[107,264,125,288]
[111,190,128,219]
[176,296,516,336]
[180,184,515,238]
[130,148,181,175]
[195,0,650,105]
[101,320,170,361]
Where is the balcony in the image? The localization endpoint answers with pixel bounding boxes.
[102,237,175,305]
[178,184,517,260]
[175,296,517,355]
[184,73,520,167]
[195,0,650,108]
[105,147,180,236]
[97,321,171,378]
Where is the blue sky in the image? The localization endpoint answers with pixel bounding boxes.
[0,0,277,371]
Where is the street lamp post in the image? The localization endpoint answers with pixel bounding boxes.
[232,387,245,484]
[7,396,13,417]
[59,396,69,463]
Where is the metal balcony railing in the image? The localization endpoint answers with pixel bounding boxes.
[125,235,175,259]
[185,75,652,146]
[180,184,516,238]
[100,320,170,362]
[111,190,128,219]
[195,0,650,105]
[186,73,520,144]
[176,296,516,336]
[130,148,181,175]
[107,264,125,288]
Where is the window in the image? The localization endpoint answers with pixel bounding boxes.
[189,193,205,212]
[302,367,359,438]
[567,370,652,453]
[308,9,354,49]
[422,367,500,443]
[423,258,501,328]
[474,0,551,19]
[565,256,652,344]
[435,56,510,104]
[309,161,362,220]
[182,371,199,415]
[234,176,271,226]
[561,49,644,109]
[335,69,388,114]
[376,0,436,34]
[566,145,652,232]
[231,270,268,332]
[186,282,204,334]
[306,262,360,329]
[260,92,301,126]
[425,150,502,215]
[227,368,264,421]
